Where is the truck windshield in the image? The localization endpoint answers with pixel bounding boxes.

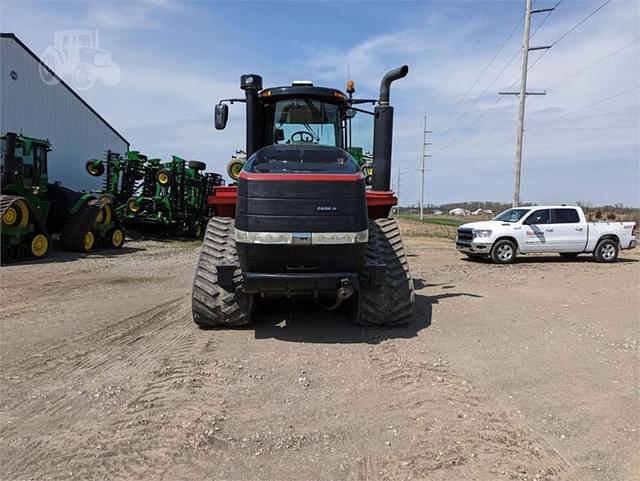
[494,208,531,222]
[244,145,359,174]
[266,98,340,147]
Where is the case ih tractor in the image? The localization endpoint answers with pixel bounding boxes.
[192,66,415,327]
[1,132,124,263]
[86,151,224,237]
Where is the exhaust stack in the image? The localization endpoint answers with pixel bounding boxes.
[241,74,264,157]
[372,65,409,192]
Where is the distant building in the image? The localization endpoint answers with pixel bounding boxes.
[449,208,471,216]
[0,33,128,191]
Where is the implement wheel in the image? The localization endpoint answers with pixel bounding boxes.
[60,203,100,252]
[108,225,125,248]
[156,168,173,186]
[192,217,256,328]
[354,218,415,326]
[226,159,245,181]
[30,233,49,258]
[85,160,105,177]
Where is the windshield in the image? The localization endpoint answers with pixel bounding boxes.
[494,208,531,222]
[244,145,359,174]
[266,98,340,147]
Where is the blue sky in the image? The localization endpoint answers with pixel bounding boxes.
[1,0,638,206]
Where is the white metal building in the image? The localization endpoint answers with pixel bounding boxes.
[0,33,128,191]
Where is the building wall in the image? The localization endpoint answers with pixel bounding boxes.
[0,35,128,192]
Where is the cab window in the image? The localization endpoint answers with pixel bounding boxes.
[265,98,340,147]
[553,208,579,224]
[524,209,552,225]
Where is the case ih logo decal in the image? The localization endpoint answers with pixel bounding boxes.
[317,206,338,212]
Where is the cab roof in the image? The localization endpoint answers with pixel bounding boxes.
[259,85,349,104]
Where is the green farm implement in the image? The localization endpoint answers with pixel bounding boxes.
[1,132,125,263]
[86,151,224,237]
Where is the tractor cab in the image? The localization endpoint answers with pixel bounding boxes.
[1,133,50,195]
[260,84,349,148]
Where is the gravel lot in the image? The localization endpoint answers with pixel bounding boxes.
[1,219,638,481]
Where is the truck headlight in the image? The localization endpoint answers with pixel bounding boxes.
[473,229,492,238]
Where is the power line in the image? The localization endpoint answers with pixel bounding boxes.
[430,2,561,156]
[546,38,639,91]
[431,13,525,133]
[425,86,638,186]
[553,0,611,46]
[527,85,639,130]
[526,0,612,72]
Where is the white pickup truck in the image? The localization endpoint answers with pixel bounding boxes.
[456,205,636,264]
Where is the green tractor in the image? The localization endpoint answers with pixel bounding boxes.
[86,151,223,237]
[1,132,125,263]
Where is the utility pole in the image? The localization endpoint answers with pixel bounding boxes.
[499,0,553,207]
[418,116,432,220]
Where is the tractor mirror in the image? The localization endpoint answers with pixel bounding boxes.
[275,129,285,142]
[214,103,229,130]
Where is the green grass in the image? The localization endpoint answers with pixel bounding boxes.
[397,214,467,227]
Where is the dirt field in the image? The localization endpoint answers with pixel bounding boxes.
[1,220,638,481]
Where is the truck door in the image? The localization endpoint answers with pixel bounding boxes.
[521,209,553,252]
[550,208,588,252]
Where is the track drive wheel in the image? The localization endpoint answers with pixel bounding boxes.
[354,218,415,326]
[191,217,256,328]
[60,203,100,252]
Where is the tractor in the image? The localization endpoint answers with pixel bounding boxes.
[192,66,415,327]
[86,151,224,237]
[1,132,125,263]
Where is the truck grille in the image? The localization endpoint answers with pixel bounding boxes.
[457,228,473,242]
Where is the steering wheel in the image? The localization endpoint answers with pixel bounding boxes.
[290,131,315,143]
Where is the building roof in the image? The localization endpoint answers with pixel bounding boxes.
[1,33,129,147]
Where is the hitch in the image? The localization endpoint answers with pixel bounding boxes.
[317,278,355,311]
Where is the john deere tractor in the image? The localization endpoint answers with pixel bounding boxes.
[1,132,125,263]
[86,151,224,237]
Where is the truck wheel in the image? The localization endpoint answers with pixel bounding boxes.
[491,239,516,264]
[192,217,256,328]
[355,218,415,326]
[594,238,619,263]
[60,203,100,252]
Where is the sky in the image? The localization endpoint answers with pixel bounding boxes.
[1,0,638,206]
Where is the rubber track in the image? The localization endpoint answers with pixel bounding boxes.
[357,218,415,326]
[60,203,100,252]
[191,217,252,327]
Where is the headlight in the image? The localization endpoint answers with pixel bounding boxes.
[473,229,492,238]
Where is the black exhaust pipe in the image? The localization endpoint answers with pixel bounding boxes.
[241,74,264,157]
[372,65,409,192]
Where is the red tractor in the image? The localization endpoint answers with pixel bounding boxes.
[192,66,415,327]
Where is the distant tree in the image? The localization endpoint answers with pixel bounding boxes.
[595,210,603,219]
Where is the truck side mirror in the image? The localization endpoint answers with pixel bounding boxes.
[214,103,229,130]
[275,129,285,142]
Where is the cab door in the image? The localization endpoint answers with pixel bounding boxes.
[550,208,588,252]
[521,209,554,252]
